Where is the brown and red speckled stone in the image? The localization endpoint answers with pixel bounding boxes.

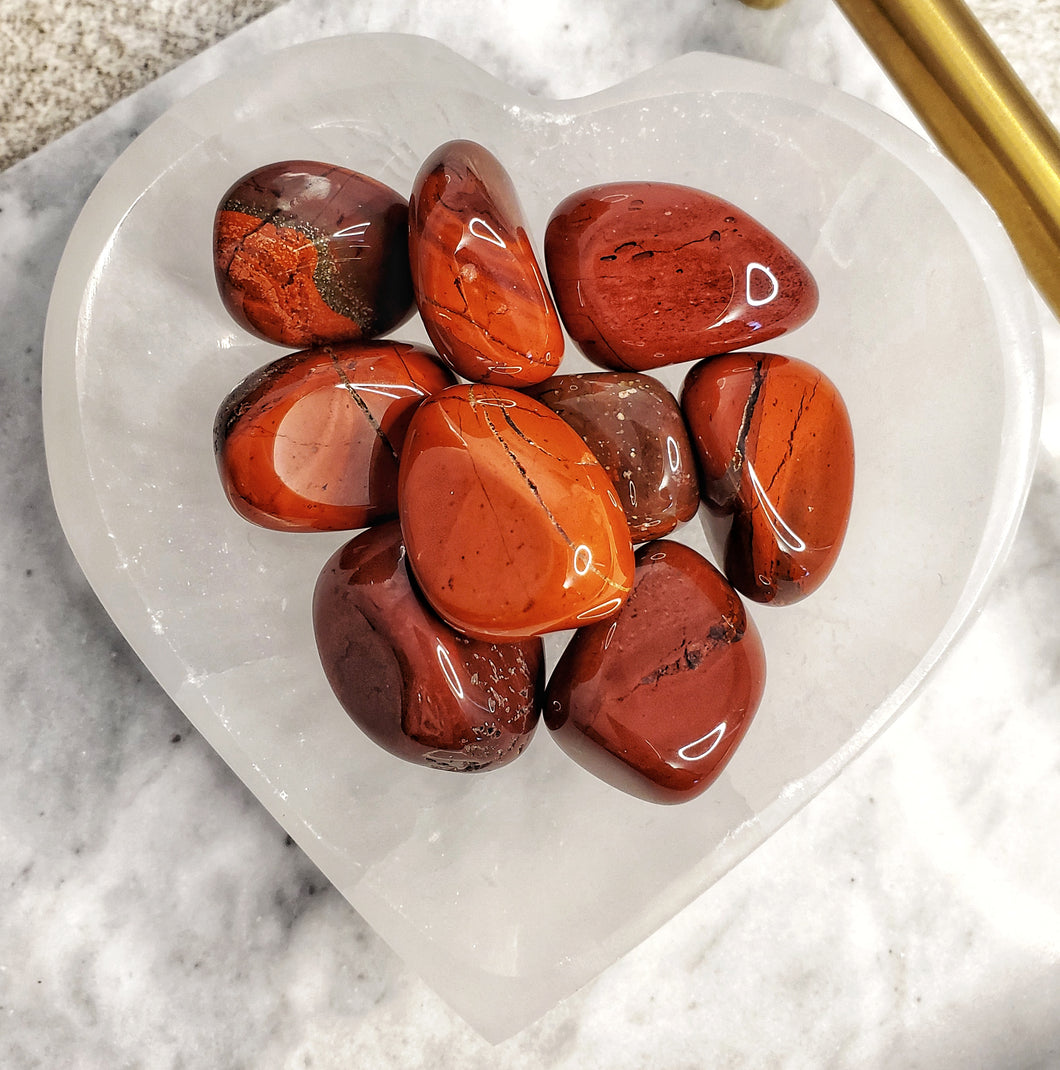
[215,340,455,532]
[314,521,543,772]
[544,181,818,371]
[214,160,415,348]
[682,352,854,605]
[545,540,766,804]
[408,140,564,386]
[398,383,635,642]
[525,372,699,542]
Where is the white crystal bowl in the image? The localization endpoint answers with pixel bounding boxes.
[42,34,1043,1041]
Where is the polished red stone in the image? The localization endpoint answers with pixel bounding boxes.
[544,182,818,371]
[525,372,699,542]
[214,161,415,347]
[408,140,564,386]
[215,340,455,532]
[681,352,854,605]
[398,384,635,641]
[545,540,766,804]
[314,521,543,771]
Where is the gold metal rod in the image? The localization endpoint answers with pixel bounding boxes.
[830,0,1060,321]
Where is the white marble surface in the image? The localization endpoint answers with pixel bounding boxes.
[1,0,1058,1066]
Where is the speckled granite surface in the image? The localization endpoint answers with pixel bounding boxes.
[0,0,282,170]
[3,0,1060,171]
[1,0,1058,1066]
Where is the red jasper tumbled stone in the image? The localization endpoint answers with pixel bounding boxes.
[408,140,564,386]
[545,540,766,804]
[214,160,415,347]
[215,340,455,532]
[314,521,544,772]
[682,352,855,605]
[398,383,635,642]
[525,372,699,542]
[544,181,818,371]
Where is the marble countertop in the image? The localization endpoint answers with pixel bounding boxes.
[1,1,1058,1066]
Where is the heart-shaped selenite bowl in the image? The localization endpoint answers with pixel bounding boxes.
[42,34,1042,1040]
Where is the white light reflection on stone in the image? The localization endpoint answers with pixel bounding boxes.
[470,394,518,409]
[469,217,506,248]
[576,596,624,621]
[745,262,779,307]
[435,642,464,699]
[666,435,681,473]
[333,221,372,242]
[677,723,727,762]
[745,459,806,554]
[573,545,593,576]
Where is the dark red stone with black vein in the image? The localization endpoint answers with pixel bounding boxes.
[545,540,766,804]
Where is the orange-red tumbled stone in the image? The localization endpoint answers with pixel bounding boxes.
[408,140,564,386]
[215,340,455,532]
[681,352,854,605]
[544,181,818,371]
[214,160,415,348]
[398,384,635,641]
[545,540,766,804]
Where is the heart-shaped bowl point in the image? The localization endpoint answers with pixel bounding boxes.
[41,34,1043,1041]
